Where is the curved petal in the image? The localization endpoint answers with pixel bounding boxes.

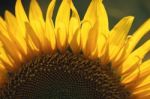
[5,11,18,36]
[86,21,98,56]
[81,0,97,51]
[55,0,71,52]
[125,19,150,56]
[81,0,109,57]
[122,60,150,86]
[15,0,28,36]
[70,28,81,54]
[25,22,41,52]
[96,0,109,35]
[0,42,14,70]
[0,31,21,67]
[109,16,134,60]
[119,40,150,75]
[45,0,56,51]
[29,0,46,51]
[69,2,80,53]
[5,11,27,57]
[56,23,68,52]
[94,0,109,57]
[132,87,150,99]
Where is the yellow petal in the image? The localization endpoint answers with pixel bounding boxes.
[96,32,108,58]
[125,19,150,56]
[138,76,150,89]
[29,0,45,51]
[55,0,71,26]
[46,0,56,18]
[112,46,127,66]
[95,0,109,57]
[5,11,18,36]
[55,0,71,52]
[15,0,28,22]
[56,23,67,52]
[45,0,56,51]
[133,87,150,99]
[81,20,92,53]
[119,40,150,75]
[29,0,44,24]
[0,31,21,67]
[69,18,79,43]
[0,17,10,38]
[25,22,41,52]
[86,22,98,56]
[68,2,80,43]
[81,0,97,51]
[83,0,97,24]
[135,83,150,92]
[70,28,81,54]
[0,18,15,69]
[0,42,14,70]
[100,40,109,64]
[122,60,150,86]
[96,0,109,35]
[5,11,27,57]
[129,40,150,60]
[109,16,134,60]
[5,11,26,57]
[15,0,28,35]
[69,2,80,53]
[81,0,108,57]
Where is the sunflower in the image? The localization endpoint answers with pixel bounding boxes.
[0,0,150,98]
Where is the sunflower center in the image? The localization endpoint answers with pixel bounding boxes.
[0,50,130,99]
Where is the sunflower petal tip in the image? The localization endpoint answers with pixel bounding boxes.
[4,10,12,19]
[4,10,9,15]
[125,16,135,21]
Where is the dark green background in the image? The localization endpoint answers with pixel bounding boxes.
[0,0,149,59]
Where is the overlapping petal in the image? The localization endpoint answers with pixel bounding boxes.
[69,2,81,53]
[55,0,71,52]
[45,0,56,52]
[109,16,134,61]
[125,19,150,57]
[119,40,150,75]
[29,0,46,52]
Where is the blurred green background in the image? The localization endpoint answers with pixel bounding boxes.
[0,0,149,60]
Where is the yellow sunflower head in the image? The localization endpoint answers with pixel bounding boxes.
[0,0,150,98]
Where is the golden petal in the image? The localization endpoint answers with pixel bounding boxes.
[0,31,21,67]
[5,11,27,56]
[15,0,28,35]
[109,16,134,60]
[86,21,98,56]
[119,40,150,75]
[29,0,46,51]
[125,19,150,56]
[45,0,56,51]
[122,60,150,87]
[81,0,98,51]
[81,0,109,57]
[55,23,68,52]
[55,0,71,52]
[25,22,41,52]
[95,0,109,57]
[69,2,81,53]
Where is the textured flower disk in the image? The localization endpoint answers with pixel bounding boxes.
[0,0,149,99]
